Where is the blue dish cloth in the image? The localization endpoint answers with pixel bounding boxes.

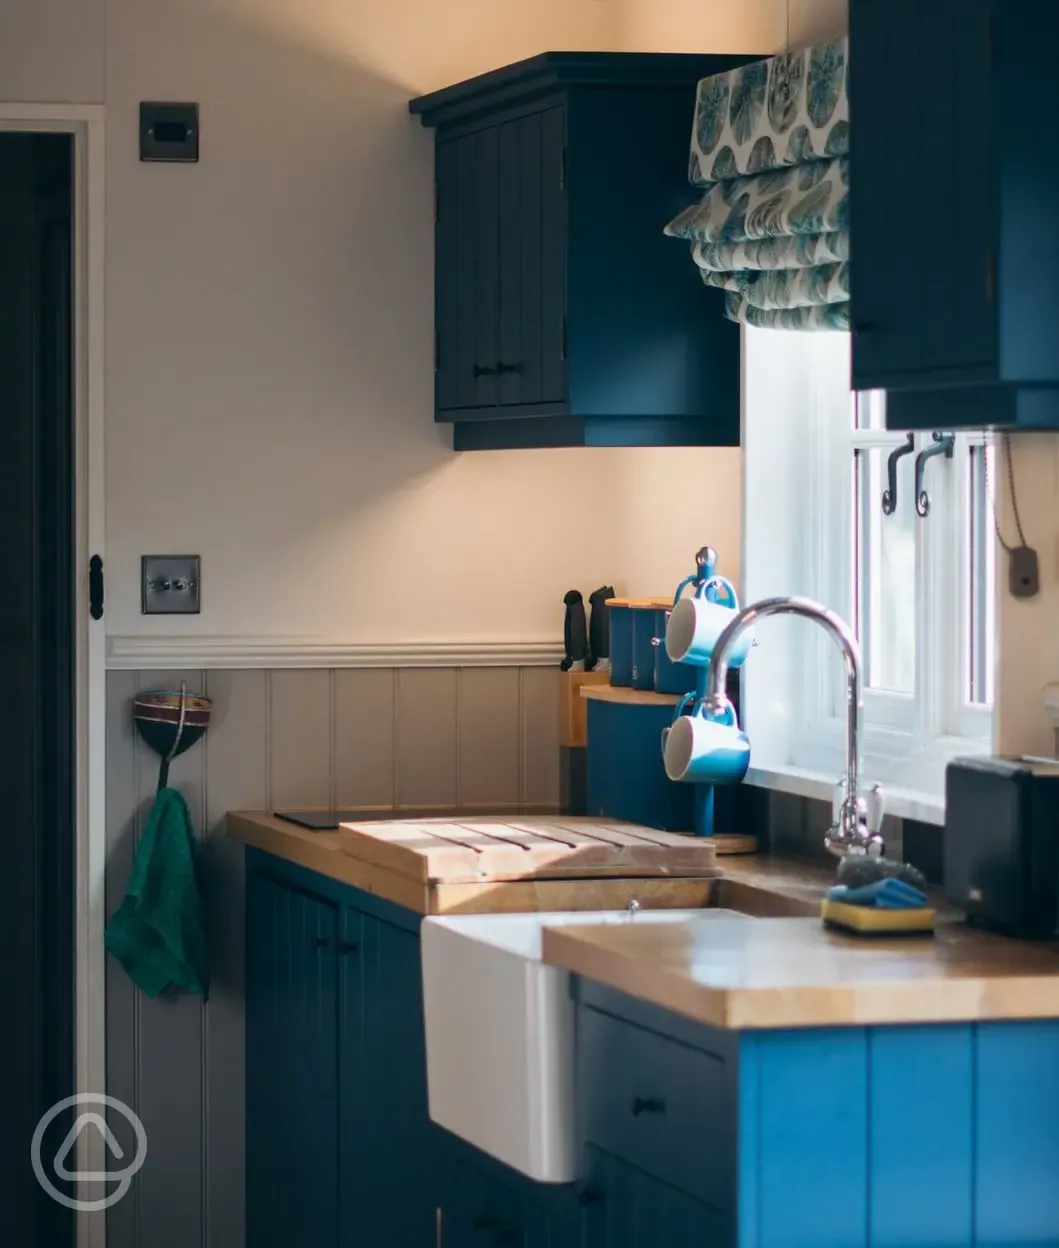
[827,877,928,909]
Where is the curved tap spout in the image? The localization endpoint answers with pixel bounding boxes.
[704,596,883,858]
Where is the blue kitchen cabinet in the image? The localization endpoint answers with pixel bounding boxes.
[245,872,339,1248]
[439,1159,578,1248]
[850,0,1059,429]
[410,53,755,450]
[581,1148,723,1248]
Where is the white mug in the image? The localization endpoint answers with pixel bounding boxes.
[665,576,753,669]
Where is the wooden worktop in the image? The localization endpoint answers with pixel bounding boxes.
[542,854,1059,1029]
[226,811,723,916]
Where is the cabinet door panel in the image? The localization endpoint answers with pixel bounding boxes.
[497,106,566,411]
[539,106,566,404]
[582,1148,725,1248]
[455,127,500,409]
[436,139,459,412]
[246,873,338,1248]
[499,112,542,407]
[339,909,436,1248]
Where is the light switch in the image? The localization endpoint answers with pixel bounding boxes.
[142,555,201,614]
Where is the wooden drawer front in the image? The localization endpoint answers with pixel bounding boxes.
[580,1007,732,1210]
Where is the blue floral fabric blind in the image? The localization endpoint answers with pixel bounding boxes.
[665,38,850,331]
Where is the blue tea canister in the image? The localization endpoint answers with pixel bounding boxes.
[630,601,665,691]
[607,598,634,687]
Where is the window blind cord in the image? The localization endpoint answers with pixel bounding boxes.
[986,432,1029,555]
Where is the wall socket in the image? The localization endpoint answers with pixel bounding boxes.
[142,555,201,614]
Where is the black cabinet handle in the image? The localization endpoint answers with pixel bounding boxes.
[473,364,497,378]
[577,1187,602,1208]
[496,361,522,375]
[312,935,330,950]
[631,1096,666,1117]
[339,940,359,956]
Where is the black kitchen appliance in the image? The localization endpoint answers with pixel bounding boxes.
[944,755,1059,939]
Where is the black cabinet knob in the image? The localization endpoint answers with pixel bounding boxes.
[577,1187,602,1207]
[496,361,522,375]
[631,1096,666,1117]
[339,940,359,956]
[473,364,497,378]
[312,935,330,950]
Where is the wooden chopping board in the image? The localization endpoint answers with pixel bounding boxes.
[337,816,721,885]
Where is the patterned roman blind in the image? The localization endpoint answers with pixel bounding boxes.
[665,38,850,331]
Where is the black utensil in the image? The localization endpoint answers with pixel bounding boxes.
[587,586,614,671]
[562,590,588,671]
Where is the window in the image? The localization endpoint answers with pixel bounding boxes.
[741,329,994,821]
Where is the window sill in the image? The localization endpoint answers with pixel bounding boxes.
[744,764,945,827]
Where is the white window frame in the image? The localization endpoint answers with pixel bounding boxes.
[740,327,993,825]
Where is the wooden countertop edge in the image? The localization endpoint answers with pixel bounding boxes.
[541,923,1059,1030]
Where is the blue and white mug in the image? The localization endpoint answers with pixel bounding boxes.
[665,575,753,669]
[662,696,750,785]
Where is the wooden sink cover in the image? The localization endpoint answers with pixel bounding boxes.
[337,817,721,885]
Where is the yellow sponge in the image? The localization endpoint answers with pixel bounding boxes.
[821,898,935,936]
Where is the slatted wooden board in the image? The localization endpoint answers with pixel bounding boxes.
[337,816,722,884]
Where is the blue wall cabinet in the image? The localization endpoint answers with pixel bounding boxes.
[850,0,1059,429]
[410,53,755,450]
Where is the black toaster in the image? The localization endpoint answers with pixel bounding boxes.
[944,755,1059,939]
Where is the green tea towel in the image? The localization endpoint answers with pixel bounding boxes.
[105,787,210,1000]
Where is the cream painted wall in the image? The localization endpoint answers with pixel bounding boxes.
[616,0,847,55]
[100,0,742,644]
[0,0,105,103]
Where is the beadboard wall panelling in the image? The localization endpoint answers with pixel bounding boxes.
[104,664,560,1248]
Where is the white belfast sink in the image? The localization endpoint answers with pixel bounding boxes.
[420,908,742,1183]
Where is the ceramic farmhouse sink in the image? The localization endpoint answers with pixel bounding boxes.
[420,905,748,1183]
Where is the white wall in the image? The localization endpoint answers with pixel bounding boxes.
[95,0,743,645]
[0,0,105,103]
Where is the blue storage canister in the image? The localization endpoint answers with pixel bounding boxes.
[607,599,634,687]
[652,605,697,695]
[630,603,662,691]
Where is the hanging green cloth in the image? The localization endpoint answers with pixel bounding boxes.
[105,787,210,1000]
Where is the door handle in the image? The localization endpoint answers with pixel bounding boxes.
[89,554,105,620]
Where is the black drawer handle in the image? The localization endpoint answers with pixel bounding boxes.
[473,364,497,378]
[496,361,522,375]
[577,1187,602,1208]
[312,935,330,950]
[631,1096,666,1117]
[339,940,359,956]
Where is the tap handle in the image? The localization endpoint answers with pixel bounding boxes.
[831,777,847,826]
[865,783,885,837]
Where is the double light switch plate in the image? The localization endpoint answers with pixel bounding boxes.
[142,555,201,614]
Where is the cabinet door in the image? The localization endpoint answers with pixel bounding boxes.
[851,0,994,389]
[582,1148,726,1248]
[246,872,338,1248]
[497,106,566,409]
[452,127,500,410]
[339,908,436,1248]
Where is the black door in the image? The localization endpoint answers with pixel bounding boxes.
[0,132,76,1247]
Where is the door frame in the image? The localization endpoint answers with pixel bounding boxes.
[0,103,107,1248]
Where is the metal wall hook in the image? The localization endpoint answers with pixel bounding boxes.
[914,431,955,517]
[881,433,914,515]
